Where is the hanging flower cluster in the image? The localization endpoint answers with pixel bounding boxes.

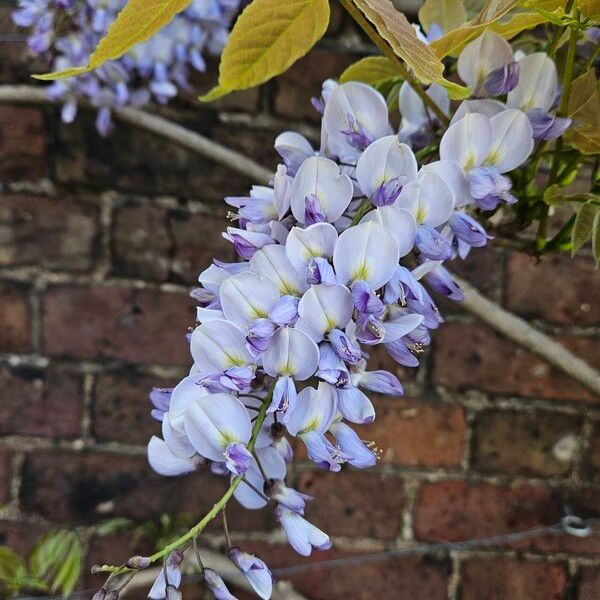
[139,29,563,600]
[12,0,241,134]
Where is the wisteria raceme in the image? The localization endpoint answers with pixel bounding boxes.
[12,0,242,135]
[143,30,567,599]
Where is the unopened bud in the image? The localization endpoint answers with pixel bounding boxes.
[166,585,182,600]
[105,591,119,600]
[126,555,150,569]
[91,589,105,600]
[167,550,184,568]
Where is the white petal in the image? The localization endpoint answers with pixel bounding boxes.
[285,383,337,436]
[396,172,454,227]
[250,244,308,296]
[507,53,557,112]
[450,99,506,125]
[360,205,417,257]
[337,387,375,424]
[285,223,338,272]
[485,109,533,172]
[297,284,354,338]
[290,156,354,224]
[262,327,319,380]
[333,221,399,289]
[191,320,253,376]
[383,313,424,342]
[148,436,196,477]
[399,82,450,129]
[440,113,493,171]
[419,160,471,207]
[185,393,252,461]
[457,30,514,90]
[162,414,195,458]
[355,135,417,199]
[220,271,280,328]
[168,373,210,433]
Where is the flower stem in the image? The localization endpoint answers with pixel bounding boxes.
[338,0,449,126]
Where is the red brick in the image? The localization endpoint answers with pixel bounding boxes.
[0,106,46,180]
[0,520,51,556]
[368,398,466,468]
[578,566,600,600]
[472,411,581,477]
[170,209,236,284]
[459,557,567,600]
[240,541,449,600]
[0,365,83,438]
[0,194,98,271]
[297,470,404,540]
[112,204,171,281]
[0,281,31,353]
[0,447,12,503]
[433,323,600,402]
[42,284,194,366]
[414,480,561,542]
[20,450,271,532]
[274,51,360,122]
[507,253,600,326]
[93,372,176,445]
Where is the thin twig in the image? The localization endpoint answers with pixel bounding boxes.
[0,84,598,397]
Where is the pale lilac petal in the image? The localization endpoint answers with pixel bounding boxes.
[297,284,354,340]
[396,172,454,227]
[486,109,533,172]
[360,205,417,257]
[147,436,198,476]
[329,422,377,468]
[262,327,319,380]
[162,414,196,458]
[440,113,493,171]
[275,505,331,556]
[507,52,558,112]
[250,244,308,296]
[333,221,400,290]
[285,383,337,435]
[359,369,403,395]
[274,131,314,174]
[450,99,506,126]
[337,386,375,424]
[285,222,338,272]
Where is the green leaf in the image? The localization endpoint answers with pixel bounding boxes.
[201,0,330,101]
[564,70,600,155]
[593,209,600,267]
[351,0,469,96]
[571,202,598,255]
[431,0,520,57]
[94,518,135,537]
[0,547,26,582]
[419,0,468,34]
[543,184,566,206]
[385,79,403,111]
[339,56,399,85]
[578,0,600,19]
[34,0,192,80]
[50,540,82,597]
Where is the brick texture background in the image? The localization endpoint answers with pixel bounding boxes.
[0,5,599,599]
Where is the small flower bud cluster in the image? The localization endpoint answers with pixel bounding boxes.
[144,29,564,600]
[12,0,241,135]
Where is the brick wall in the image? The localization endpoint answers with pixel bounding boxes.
[1,5,599,599]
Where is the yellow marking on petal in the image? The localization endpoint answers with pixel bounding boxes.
[281,280,301,296]
[415,206,427,225]
[352,262,371,283]
[464,152,476,171]
[225,354,248,367]
[483,147,501,167]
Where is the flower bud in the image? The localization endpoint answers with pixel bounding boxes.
[92,589,105,600]
[126,555,150,569]
[104,591,119,600]
[166,585,182,600]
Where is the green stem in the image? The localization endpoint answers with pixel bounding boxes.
[351,199,373,225]
[338,0,449,126]
[545,0,576,57]
[94,384,275,576]
[584,40,600,72]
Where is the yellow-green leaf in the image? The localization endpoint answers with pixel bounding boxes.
[564,69,600,155]
[201,0,330,101]
[578,0,600,18]
[431,0,520,58]
[419,0,468,34]
[351,0,469,96]
[543,184,566,206]
[489,11,554,38]
[339,56,399,85]
[439,78,472,99]
[571,202,598,255]
[593,209,600,267]
[34,0,192,80]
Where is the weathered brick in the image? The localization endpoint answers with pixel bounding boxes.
[433,323,600,402]
[0,520,52,557]
[586,424,600,483]
[414,480,561,542]
[112,204,171,281]
[368,398,466,468]
[297,470,404,540]
[274,51,360,122]
[0,106,46,180]
[0,281,31,353]
[0,447,12,503]
[42,284,194,366]
[93,371,174,445]
[459,557,567,600]
[472,411,581,476]
[507,253,600,326]
[578,567,600,600]
[20,450,270,532]
[170,209,236,284]
[0,194,98,271]
[0,365,83,438]
[241,541,450,600]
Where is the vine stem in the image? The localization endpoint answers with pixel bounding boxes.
[94,384,275,576]
[337,0,450,126]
